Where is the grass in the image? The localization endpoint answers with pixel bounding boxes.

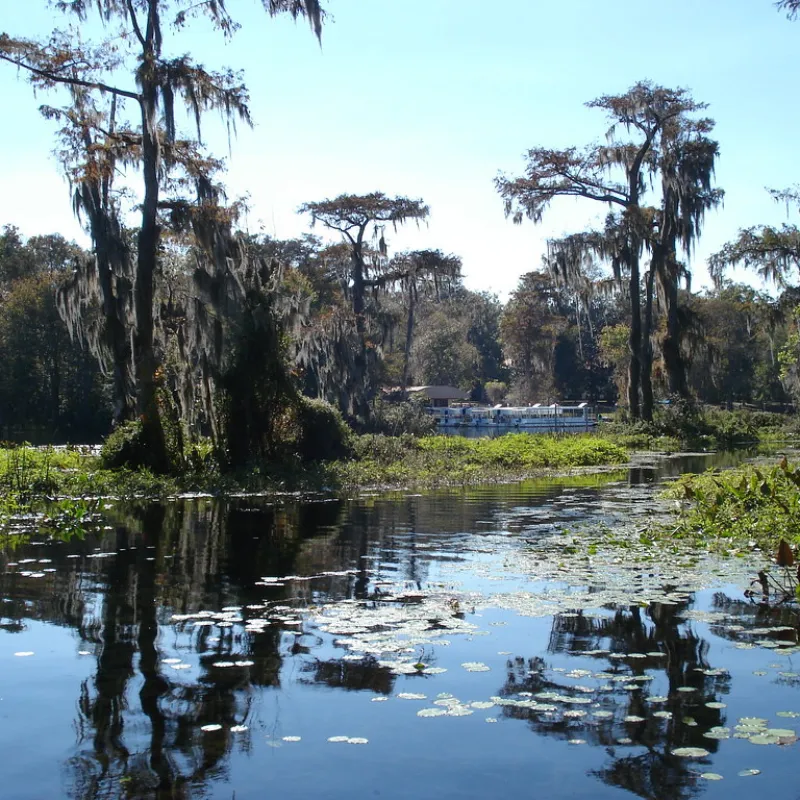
[335,433,629,489]
[0,433,629,502]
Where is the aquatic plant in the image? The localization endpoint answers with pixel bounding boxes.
[662,456,800,552]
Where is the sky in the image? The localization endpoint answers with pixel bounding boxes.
[0,0,798,297]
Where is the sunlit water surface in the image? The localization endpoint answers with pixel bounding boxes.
[3,451,800,800]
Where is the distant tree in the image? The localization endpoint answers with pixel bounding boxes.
[381,249,461,390]
[0,231,110,441]
[459,289,508,387]
[0,225,36,284]
[500,271,567,403]
[710,189,800,286]
[410,308,479,388]
[298,193,429,418]
[498,81,718,419]
[599,324,631,405]
[484,381,507,405]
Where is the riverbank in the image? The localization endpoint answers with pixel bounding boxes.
[601,406,800,451]
[0,433,629,504]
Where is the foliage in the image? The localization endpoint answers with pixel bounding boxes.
[484,381,508,405]
[660,456,800,553]
[291,397,353,462]
[100,420,149,470]
[340,433,628,489]
[605,405,788,450]
[500,271,566,402]
[368,398,437,437]
[0,232,111,442]
[410,307,480,388]
[599,324,631,403]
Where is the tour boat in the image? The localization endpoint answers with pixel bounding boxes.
[427,402,595,431]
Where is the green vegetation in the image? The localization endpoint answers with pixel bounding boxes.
[603,405,795,451]
[338,433,628,488]
[0,433,628,509]
[659,456,800,554]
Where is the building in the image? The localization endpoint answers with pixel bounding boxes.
[406,385,470,408]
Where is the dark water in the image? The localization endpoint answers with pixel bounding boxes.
[2,452,800,800]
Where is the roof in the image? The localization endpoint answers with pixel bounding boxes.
[407,385,470,401]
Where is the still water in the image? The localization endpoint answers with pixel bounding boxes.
[2,452,799,800]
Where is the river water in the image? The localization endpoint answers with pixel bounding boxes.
[2,451,799,799]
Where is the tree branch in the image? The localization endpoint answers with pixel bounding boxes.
[126,0,147,48]
[0,52,140,101]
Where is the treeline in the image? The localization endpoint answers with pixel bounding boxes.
[1,220,795,447]
[0,226,110,442]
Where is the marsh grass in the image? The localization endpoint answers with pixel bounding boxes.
[335,433,628,488]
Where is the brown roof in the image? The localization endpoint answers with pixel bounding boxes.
[407,385,469,401]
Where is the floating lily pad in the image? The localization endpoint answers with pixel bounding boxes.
[672,747,710,758]
[748,734,780,745]
[417,708,447,718]
[461,662,490,672]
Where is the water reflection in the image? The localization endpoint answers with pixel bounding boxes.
[0,451,793,800]
[497,601,729,800]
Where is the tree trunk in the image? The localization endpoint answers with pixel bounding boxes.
[662,278,689,398]
[134,74,169,471]
[401,283,416,391]
[350,237,370,421]
[627,246,642,419]
[95,222,133,425]
[641,267,655,421]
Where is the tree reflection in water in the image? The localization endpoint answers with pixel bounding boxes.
[497,599,729,800]
[61,498,350,799]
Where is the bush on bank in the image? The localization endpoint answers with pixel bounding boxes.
[603,404,793,450]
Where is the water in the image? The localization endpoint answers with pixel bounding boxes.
[2,451,799,799]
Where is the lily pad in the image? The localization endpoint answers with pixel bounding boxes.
[672,747,710,758]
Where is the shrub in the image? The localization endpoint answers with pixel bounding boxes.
[101,420,150,469]
[294,397,353,462]
[369,398,437,437]
[661,456,800,552]
[351,433,417,464]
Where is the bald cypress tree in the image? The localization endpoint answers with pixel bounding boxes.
[498,82,719,419]
[1,0,322,469]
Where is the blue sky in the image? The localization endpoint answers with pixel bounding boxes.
[1,1,797,296]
